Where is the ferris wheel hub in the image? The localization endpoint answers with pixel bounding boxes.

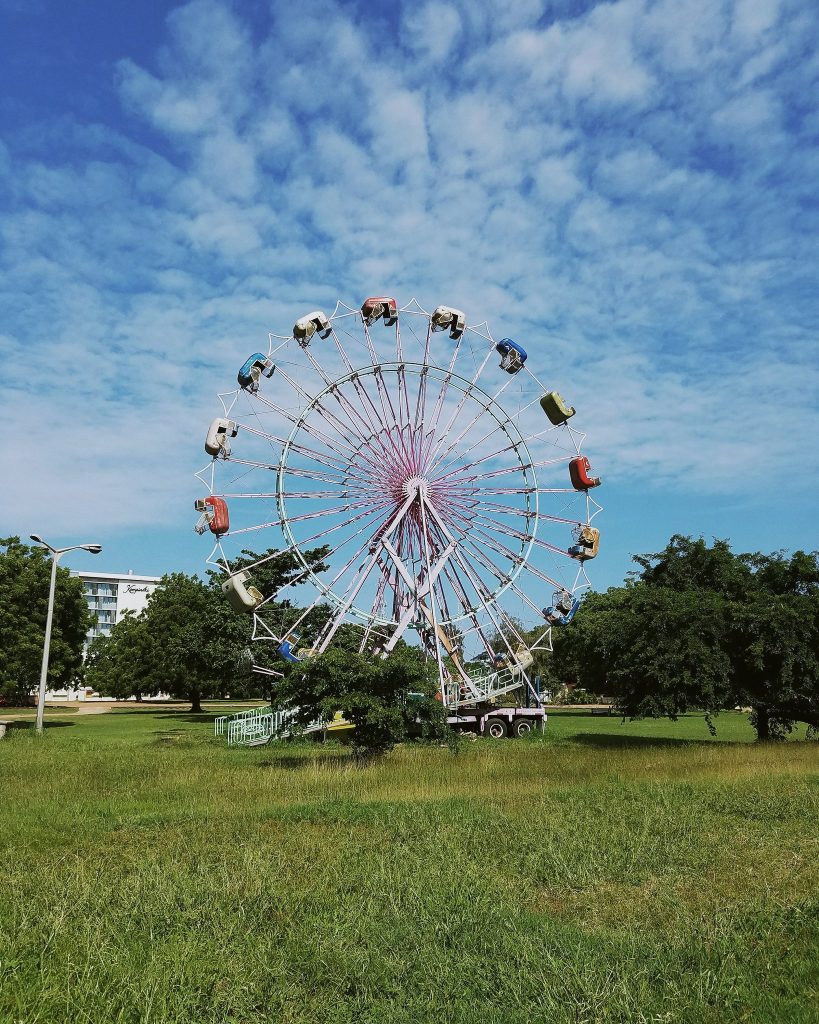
[402,475,430,500]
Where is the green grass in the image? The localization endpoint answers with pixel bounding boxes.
[1,709,817,1024]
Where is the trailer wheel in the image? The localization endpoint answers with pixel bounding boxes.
[512,719,533,738]
[486,717,507,739]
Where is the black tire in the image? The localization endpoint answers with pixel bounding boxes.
[485,717,507,739]
[512,718,533,738]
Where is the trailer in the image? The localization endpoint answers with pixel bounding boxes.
[446,705,546,739]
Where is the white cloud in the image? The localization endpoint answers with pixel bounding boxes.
[368,87,430,166]
[562,1,656,105]
[640,0,730,73]
[732,0,782,41]
[533,154,584,204]
[711,87,781,134]
[402,1,463,62]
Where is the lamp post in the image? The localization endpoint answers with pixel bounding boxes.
[30,535,102,734]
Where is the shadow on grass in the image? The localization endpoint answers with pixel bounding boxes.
[6,720,75,731]
[110,708,215,722]
[570,732,738,750]
[547,709,618,718]
[156,713,217,724]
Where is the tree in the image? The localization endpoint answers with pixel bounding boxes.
[274,643,447,759]
[138,573,248,712]
[729,551,819,739]
[0,536,92,705]
[84,612,157,701]
[554,584,733,718]
[552,536,819,740]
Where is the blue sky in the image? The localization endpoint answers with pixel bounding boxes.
[1,0,818,594]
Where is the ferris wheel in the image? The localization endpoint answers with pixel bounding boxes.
[195,297,602,709]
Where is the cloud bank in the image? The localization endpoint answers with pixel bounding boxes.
[1,0,817,578]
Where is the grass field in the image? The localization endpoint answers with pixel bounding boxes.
[1,708,817,1024]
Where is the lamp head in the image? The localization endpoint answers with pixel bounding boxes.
[84,544,103,555]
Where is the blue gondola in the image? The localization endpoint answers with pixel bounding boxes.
[277,640,301,663]
[542,598,580,626]
[237,353,274,391]
[496,338,528,374]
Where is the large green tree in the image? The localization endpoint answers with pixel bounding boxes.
[552,536,819,740]
[274,641,447,759]
[84,612,157,701]
[0,537,92,705]
[142,573,248,712]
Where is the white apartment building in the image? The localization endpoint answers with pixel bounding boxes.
[72,570,161,647]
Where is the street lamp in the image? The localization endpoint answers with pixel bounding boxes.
[29,535,102,734]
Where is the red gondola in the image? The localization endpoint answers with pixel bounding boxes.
[194,496,230,536]
[361,296,398,326]
[569,456,601,490]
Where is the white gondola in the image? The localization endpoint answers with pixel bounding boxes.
[430,305,466,339]
[205,418,238,458]
[221,570,263,612]
[293,311,331,347]
[237,353,275,393]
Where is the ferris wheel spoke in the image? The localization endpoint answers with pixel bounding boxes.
[419,330,468,467]
[454,490,585,530]
[223,456,277,473]
[411,322,434,434]
[423,498,531,653]
[285,496,392,524]
[279,465,350,485]
[276,488,368,500]
[273,498,394,569]
[353,353,405,460]
[424,374,520,480]
[434,397,560,478]
[445,498,573,563]
[300,344,385,449]
[428,412,574,485]
[421,347,495,471]
[443,539,527,655]
[313,547,385,653]
[240,424,350,474]
[437,559,497,652]
[250,389,362,464]
[457,497,534,518]
[277,364,386,458]
[439,455,567,487]
[227,520,282,536]
[433,435,524,483]
[453,531,547,621]
[277,507,402,644]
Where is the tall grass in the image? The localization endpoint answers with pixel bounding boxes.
[1,710,816,1023]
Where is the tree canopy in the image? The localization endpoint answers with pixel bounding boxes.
[85,611,156,701]
[552,535,819,740]
[274,640,447,758]
[0,536,92,705]
[86,545,330,710]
